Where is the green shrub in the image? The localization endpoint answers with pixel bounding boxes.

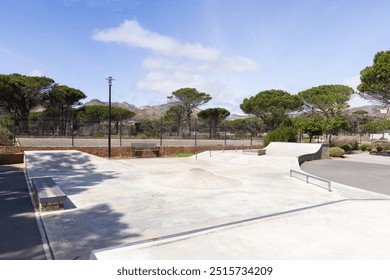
[136,133,148,139]
[329,147,345,157]
[93,131,104,138]
[264,126,297,147]
[0,126,13,146]
[359,144,373,152]
[376,146,383,152]
[341,144,352,152]
[173,151,194,157]
[331,136,359,150]
[372,140,390,151]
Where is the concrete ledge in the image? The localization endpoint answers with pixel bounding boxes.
[31,177,67,211]
[242,149,266,156]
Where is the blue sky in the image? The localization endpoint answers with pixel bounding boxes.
[1,0,389,113]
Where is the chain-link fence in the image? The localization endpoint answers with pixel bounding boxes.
[1,115,264,147]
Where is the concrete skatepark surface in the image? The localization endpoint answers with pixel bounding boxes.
[24,143,390,260]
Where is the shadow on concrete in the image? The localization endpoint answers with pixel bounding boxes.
[26,151,120,197]
[26,151,101,173]
[0,166,46,260]
[44,203,140,260]
[25,151,141,259]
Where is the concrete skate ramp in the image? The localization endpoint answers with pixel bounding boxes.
[265,142,327,165]
[166,168,241,190]
[265,142,323,157]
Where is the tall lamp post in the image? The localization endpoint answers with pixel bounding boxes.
[106,76,115,158]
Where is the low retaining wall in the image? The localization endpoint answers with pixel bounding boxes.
[1,146,133,163]
[1,144,264,163]
[297,143,329,165]
[0,153,24,164]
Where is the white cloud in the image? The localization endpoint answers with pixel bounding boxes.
[219,55,259,72]
[93,19,258,70]
[93,19,221,61]
[93,19,259,110]
[136,71,218,95]
[142,55,258,73]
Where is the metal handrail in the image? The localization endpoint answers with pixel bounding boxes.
[290,169,332,192]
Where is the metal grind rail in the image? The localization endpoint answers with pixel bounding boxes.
[195,148,229,160]
[290,169,332,192]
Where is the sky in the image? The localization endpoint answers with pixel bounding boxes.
[1,0,389,114]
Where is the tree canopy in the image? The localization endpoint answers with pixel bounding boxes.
[77,105,135,135]
[163,105,185,137]
[0,73,56,132]
[298,85,353,140]
[197,107,230,138]
[240,89,302,130]
[77,105,135,122]
[167,88,212,135]
[298,85,353,118]
[47,85,86,109]
[293,113,325,142]
[358,50,390,105]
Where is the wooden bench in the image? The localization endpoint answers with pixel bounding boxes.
[131,142,160,157]
[31,177,67,211]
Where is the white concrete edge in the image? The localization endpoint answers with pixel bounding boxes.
[23,169,54,260]
[90,228,218,259]
[91,198,355,259]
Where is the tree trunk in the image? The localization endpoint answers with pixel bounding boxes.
[19,111,29,134]
[209,119,212,139]
[186,110,192,137]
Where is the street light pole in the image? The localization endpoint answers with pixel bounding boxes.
[106,76,115,158]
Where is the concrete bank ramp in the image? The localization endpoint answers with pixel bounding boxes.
[265,142,323,157]
[166,168,241,190]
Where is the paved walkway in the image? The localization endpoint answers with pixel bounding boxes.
[301,153,390,196]
[0,165,46,260]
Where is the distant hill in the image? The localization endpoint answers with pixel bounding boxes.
[84,99,175,120]
[348,104,385,116]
